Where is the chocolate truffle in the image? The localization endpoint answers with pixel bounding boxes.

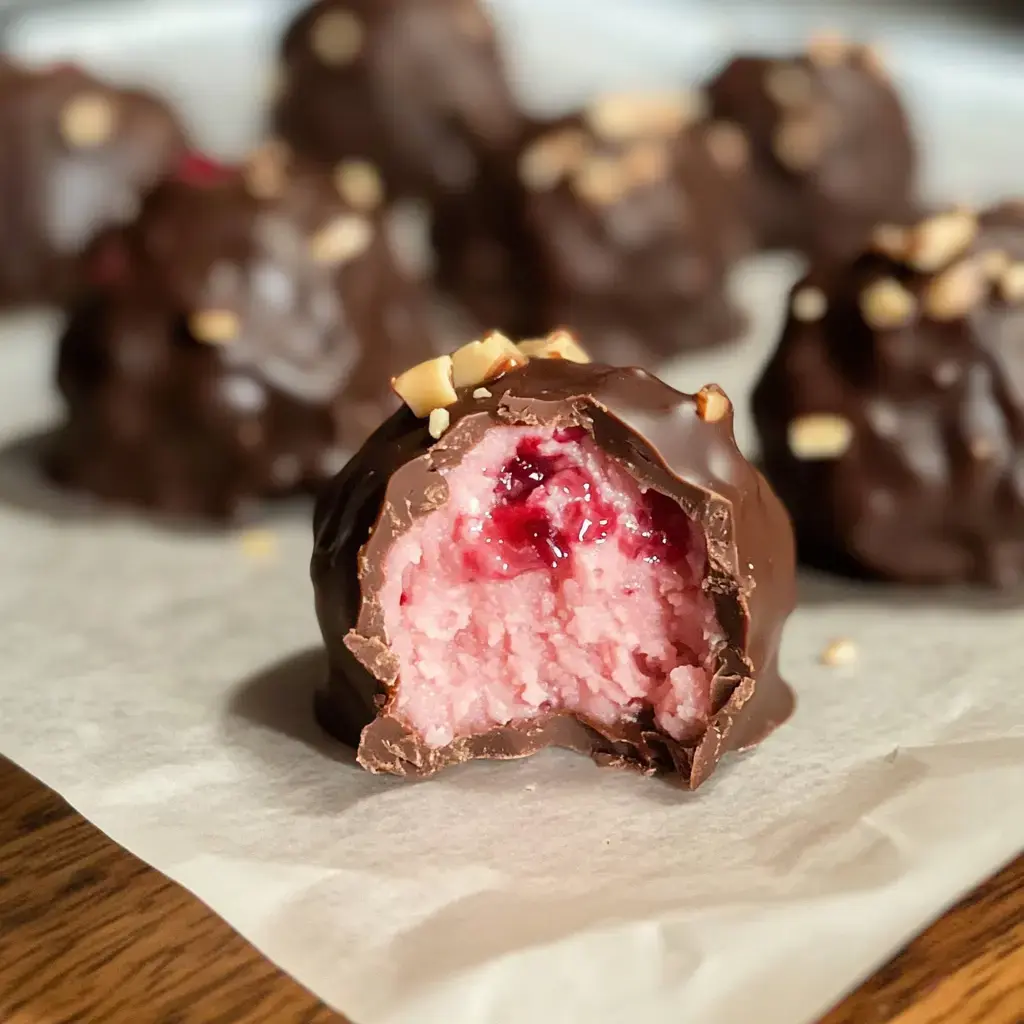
[753,204,1024,586]
[0,60,188,307]
[49,147,435,520]
[430,143,545,339]
[312,331,796,788]
[706,35,917,262]
[515,92,749,365]
[274,0,523,201]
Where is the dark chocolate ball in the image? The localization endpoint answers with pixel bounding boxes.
[0,60,188,307]
[752,204,1024,586]
[513,92,748,364]
[274,0,523,201]
[707,35,917,262]
[49,148,436,521]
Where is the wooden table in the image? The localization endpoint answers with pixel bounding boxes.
[1,757,1021,1024]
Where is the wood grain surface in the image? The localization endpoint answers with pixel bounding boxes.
[0,756,1021,1024]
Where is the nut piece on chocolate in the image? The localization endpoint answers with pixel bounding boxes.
[706,36,917,262]
[312,333,796,788]
[515,92,748,365]
[48,148,435,521]
[753,203,1024,586]
[274,0,523,200]
[0,59,188,307]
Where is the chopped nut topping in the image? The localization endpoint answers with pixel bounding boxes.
[704,121,749,173]
[428,407,451,439]
[933,360,961,387]
[472,387,492,399]
[310,8,364,66]
[792,285,828,322]
[999,262,1024,303]
[773,116,824,172]
[391,356,457,417]
[334,159,383,211]
[764,64,815,107]
[808,31,851,68]
[59,92,118,149]
[189,309,240,345]
[696,385,731,423]
[981,250,1010,278]
[585,90,700,141]
[905,210,977,272]
[453,2,492,40]
[923,258,987,321]
[518,129,587,191]
[240,529,279,562]
[309,214,373,264]
[787,413,854,460]
[871,224,909,260]
[820,637,857,667]
[622,140,670,187]
[244,140,290,199]
[573,156,628,205]
[518,331,591,363]
[970,437,995,461]
[860,45,889,79]
[859,278,917,329]
[451,332,527,388]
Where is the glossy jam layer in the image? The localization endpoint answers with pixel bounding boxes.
[379,426,721,748]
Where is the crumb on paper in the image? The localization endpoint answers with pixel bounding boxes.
[240,529,278,562]
[820,637,857,667]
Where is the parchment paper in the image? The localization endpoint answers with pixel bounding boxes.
[1,3,1024,1022]
[1,257,1022,1024]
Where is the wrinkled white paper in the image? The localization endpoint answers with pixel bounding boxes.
[1,3,1024,1021]
[0,262,1022,1024]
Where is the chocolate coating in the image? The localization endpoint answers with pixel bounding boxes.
[312,358,796,788]
[275,0,522,201]
[516,98,748,364]
[753,204,1024,586]
[707,40,917,262]
[49,153,435,520]
[0,60,188,307]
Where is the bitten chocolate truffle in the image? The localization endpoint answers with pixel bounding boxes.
[49,147,435,520]
[274,0,523,201]
[706,34,917,261]
[0,60,188,306]
[515,92,749,365]
[312,332,796,788]
[753,204,1024,586]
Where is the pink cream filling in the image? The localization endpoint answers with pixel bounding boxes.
[379,426,723,749]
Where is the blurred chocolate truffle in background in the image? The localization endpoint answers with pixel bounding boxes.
[707,34,917,263]
[274,0,524,202]
[429,117,547,339]
[0,60,188,307]
[48,146,436,521]
[515,91,748,365]
[752,203,1024,586]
